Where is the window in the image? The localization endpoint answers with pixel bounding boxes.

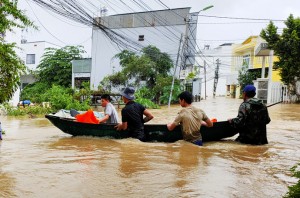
[242,54,250,67]
[75,77,90,89]
[26,54,35,64]
[138,35,144,41]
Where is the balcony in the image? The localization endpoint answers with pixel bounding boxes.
[255,43,270,56]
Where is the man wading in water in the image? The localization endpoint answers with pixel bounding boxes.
[167,91,213,146]
[228,85,271,145]
[115,87,154,141]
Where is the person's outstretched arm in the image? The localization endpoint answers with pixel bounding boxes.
[143,109,154,123]
[202,118,213,127]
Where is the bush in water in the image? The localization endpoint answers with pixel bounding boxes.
[284,163,300,198]
[4,105,52,116]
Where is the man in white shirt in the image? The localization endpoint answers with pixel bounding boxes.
[98,94,119,124]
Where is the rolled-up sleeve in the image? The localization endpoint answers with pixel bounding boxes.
[173,113,182,126]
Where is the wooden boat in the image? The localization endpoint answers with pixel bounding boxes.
[45,114,238,142]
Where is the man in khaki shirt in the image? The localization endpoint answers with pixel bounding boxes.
[167,91,213,146]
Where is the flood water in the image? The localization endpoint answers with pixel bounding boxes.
[0,97,299,198]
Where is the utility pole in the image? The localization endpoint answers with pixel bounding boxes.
[213,59,220,98]
[168,34,183,108]
[204,60,207,100]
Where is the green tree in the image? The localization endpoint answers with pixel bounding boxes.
[0,0,35,103]
[153,75,181,104]
[238,64,262,91]
[142,45,173,78]
[20,81,50,103]
[115,45,173,89]
[261,15,300,100]
[106,45,176,104]
[37,46,85,88]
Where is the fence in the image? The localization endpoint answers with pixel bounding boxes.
[270,83,289,103]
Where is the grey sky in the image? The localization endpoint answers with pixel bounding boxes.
[17,0,300,57]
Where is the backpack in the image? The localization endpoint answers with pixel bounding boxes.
[247,100,271,125]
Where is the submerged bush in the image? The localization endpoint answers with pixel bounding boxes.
[5,105,52,116]
[284,163,300,198]
[135,98,160,109]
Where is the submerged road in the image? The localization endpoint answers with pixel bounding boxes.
[0,97,299,197]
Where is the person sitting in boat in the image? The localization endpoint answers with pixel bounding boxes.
[115,87,154,141]
[97,94,119,124]
[228,85,271,145]
[167,91,213,146]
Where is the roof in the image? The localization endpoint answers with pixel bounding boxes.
[107,7,192,17]
[20,40,61,48]
[97,7,191,28]
[233,36,258,54]
[219,43,233,46]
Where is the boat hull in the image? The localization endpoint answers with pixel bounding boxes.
[45,114,238,142]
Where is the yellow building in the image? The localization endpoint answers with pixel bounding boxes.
[227,36,283,102]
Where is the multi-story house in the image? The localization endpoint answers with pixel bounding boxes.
[227,36,284,103]
[198,43,233,98]
[90,7,199,93]
[10,40,59,106]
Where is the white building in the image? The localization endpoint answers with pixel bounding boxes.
[90,7,198,92]
[10,40,59,106]
[197,43,233,98]
[19,40,60,71]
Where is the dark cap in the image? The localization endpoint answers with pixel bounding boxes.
[121,87,135,100]
[243,85,256,93]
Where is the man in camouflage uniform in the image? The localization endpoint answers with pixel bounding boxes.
[228,85,271,145]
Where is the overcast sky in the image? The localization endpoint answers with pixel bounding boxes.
[17,0,300,57]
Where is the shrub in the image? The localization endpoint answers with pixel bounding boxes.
[5,105,52,116]
[135,97,160,109]
[284,163,300,198]
[20,82,50,103]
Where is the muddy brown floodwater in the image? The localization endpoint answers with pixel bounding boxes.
[0,97,299,197]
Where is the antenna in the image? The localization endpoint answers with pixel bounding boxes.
[100,6,108,17]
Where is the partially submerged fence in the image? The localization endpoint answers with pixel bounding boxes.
[270,83,289,103]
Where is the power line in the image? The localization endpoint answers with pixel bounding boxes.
[155,0,170,9]
[198,14,285,22]
[25,0,66,45]
[197,21,284,25]
[29,0,145,52]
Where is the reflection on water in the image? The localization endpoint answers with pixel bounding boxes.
[0,97,299,197]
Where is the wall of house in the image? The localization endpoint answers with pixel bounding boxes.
[10,41,59,106]
[20,41,59,70]
[199,44,233,97]
[228,36,284,99]
[91,24,186,91]
[90,8,200,92]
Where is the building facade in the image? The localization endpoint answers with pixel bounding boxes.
[197,43,233,98]
[228,36,283,103]
[10,40,59,106]
[90,8,198,92]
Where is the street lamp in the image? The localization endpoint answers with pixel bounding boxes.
[201,5,214,12]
